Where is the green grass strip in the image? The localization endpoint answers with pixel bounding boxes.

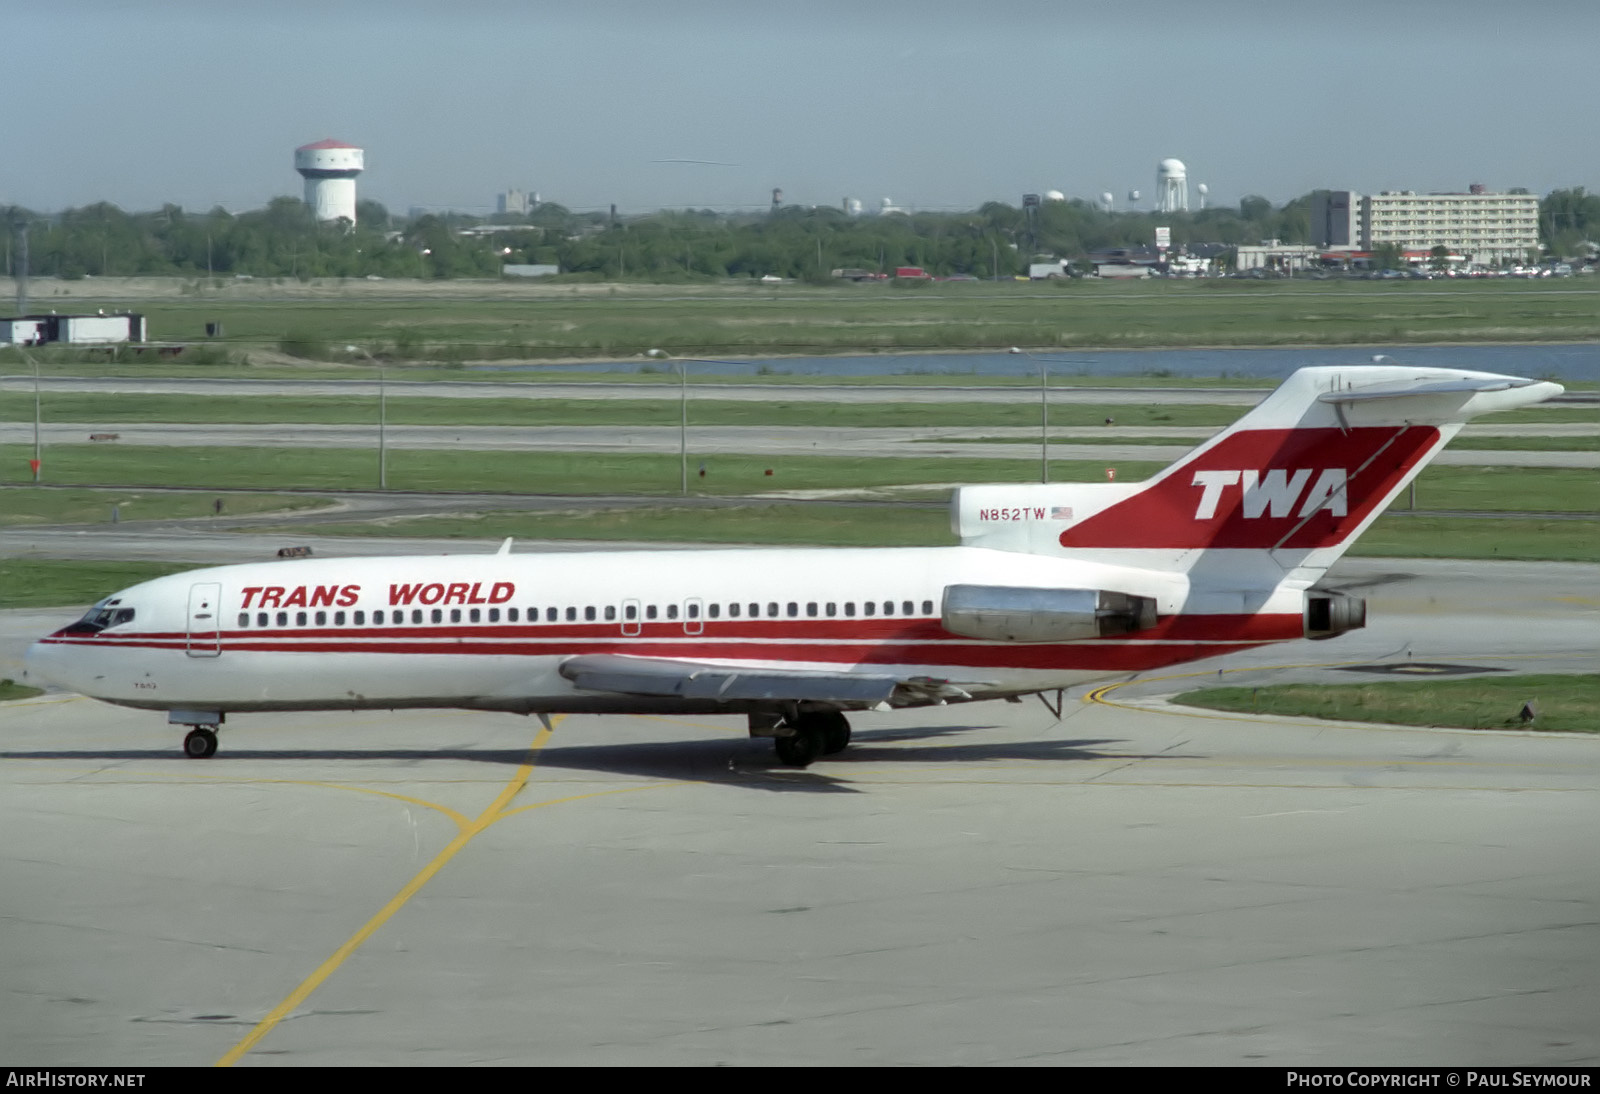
[0,488,332,527]
[0,559,197,610]
[0,444,1168,496]
[1448,435,1600,452]
[252,504,958,548]
[1,392,1248,430]
[5,444,1587,512]
[1178,674,1600,734]
[1348,516,1600,562]
[14,280,1599,358]
[0,678,45,701]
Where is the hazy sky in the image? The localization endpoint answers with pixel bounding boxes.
[8,0,1598,216]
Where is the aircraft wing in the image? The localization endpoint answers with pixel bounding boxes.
[558,653,979,705]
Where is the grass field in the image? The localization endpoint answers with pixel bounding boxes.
[244,506,1600,561]
[1346,515,1600,562]
[1446,435,1600,451]
[3,278,1599,363]
[1177,674,1600,733]
[1386,467,1598,512]
[2,392,1249,431]
[2,289,1592,584]
[0,488,332,527]
[0,444,1171,496]
[0,559,196,610]
[941,432,1600,451]
[4,445,1589,511]
[0,679,43,701]
[10,392,1591,433]
[266,503,958,548]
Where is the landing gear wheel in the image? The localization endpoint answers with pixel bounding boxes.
[818,712,852,755]
[183,728,218,759]
[773,727,822,767]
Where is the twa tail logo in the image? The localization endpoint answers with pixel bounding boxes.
[1191,468,1347,520]
[1060,426,1441,551]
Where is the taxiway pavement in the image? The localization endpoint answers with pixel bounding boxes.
[1,557,1596,1066]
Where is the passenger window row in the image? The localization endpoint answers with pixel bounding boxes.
[235,600,937,629]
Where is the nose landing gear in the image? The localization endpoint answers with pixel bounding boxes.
[183,728,218,758]
[169,710,224,759]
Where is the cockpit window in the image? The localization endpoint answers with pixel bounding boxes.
[62,600,135,635]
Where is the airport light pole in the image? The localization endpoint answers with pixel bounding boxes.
[646,349,690,495]
[31,349,41,483]
[351,345,387,489]
[379,364,387,490]
[645,350,753,497]
[1009,347,1051,483]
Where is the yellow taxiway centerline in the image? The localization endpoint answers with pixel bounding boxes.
[216,725,553,1067]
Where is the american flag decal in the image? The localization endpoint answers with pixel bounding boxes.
[1050,506,1074,520]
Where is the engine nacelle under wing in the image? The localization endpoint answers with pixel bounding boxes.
[942,584,1158,643]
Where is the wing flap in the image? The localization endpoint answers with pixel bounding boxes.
[559,653,900,703]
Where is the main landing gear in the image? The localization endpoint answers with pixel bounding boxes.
[771,711,851,768]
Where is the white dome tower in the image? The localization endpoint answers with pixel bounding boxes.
[295,139,365,225]
[1157,158,1188,213]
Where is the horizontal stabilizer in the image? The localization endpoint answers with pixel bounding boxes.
[559,653,900,703]
[1316,375,1542,402]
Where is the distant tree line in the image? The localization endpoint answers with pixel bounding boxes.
[1539,188,1600,259]
[2,189,1593,284]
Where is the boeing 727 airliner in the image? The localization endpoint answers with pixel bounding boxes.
[23,364,1563,765]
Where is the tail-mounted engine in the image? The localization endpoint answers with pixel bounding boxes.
[1304,589,1366,640]
[942,584,1158,643]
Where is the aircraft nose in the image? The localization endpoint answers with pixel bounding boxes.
[22,638,66,692]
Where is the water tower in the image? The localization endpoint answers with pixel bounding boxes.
[1157,158,1188,213]
[295,139,364,225]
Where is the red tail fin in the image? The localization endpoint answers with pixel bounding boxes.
[1059,425,1441,551]
[952,365,1562,571]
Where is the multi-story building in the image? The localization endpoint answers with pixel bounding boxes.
[1363,187,1539,265]
[1310,186,1539,265]
[1309,190,1360,249]
[498,189,530,216]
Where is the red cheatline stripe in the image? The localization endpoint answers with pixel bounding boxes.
[49,613,1303,646]
[37,635,1282,671]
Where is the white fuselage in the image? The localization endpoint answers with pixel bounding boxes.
[25,545,1300,717]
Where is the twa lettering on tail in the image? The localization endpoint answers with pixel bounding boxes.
[23,365,1564,768]
[1192,468,1347,520]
